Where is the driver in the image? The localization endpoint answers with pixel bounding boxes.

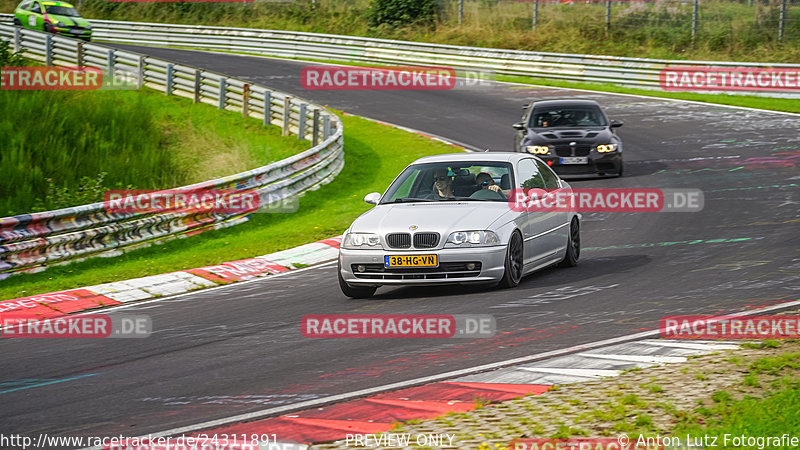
[471,172,509,199]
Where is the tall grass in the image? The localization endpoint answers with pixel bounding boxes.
[0,89,308,217]
[2,0,796,62]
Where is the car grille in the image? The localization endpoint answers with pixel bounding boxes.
[351,262,482,280]
[386,233,411,249]
[413,232,439,249]
[555,145,591,157]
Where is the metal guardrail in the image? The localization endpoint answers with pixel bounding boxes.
[1,15,796,97]
[0,22,344,279]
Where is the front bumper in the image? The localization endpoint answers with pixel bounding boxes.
[339,245,508,286]
[539,152,622,178]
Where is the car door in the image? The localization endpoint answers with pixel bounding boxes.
[27,1,43,30]
[535,158,571,251]
[515,158,562,267]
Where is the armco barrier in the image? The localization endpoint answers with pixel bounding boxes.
[0,23,344,279]
[2,14,798,97]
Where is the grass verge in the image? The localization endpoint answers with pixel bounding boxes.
[0,112,457,300]
[0,88,308,216]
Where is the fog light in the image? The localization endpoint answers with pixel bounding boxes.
[466,263,476,270]
[357,265,366,273]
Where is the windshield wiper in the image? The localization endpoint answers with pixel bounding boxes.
[383,198,437,204]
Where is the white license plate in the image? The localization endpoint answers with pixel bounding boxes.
[560,157,588,165]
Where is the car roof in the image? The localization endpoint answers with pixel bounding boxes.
[411,152,532,165]
[530,99,602,108]
[41,1,74,6]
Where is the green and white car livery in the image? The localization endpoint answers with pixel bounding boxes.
[13,0,92,41]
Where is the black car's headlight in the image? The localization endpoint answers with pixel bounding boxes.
[342,232,381,249]
[526,145,550,155]
[446,230,501,246]
[595,144,618,153]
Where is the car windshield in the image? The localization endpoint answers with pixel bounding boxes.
[381,162,514,204]
[44,5,80,16]
[530,106,607,128]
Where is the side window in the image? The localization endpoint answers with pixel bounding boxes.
[535,160,561,190]
[18,0,31,10]
[30,2,41,12]
[517,159,545,190]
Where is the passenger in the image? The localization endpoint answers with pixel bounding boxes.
[429,169,455,200]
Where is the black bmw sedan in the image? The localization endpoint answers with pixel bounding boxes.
[513,99,624,178]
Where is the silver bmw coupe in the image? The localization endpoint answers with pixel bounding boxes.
[338,152,581,298]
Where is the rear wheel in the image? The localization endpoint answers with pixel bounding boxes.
[498,231,523,288]
[558,218,580,267]
[338,263,377,299]
[43,23,53,33]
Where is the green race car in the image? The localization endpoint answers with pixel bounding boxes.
[13,0,92,41]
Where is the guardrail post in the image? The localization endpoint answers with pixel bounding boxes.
[137,56,144,89]
[282,97,291,136]
[312,109,320,146]
[165,63,174,96]
[532,0,538,31]
[692,0,698,43]
[322,115,331,140]
[218,78,227,110]
[298,103,307,140]
[242,83,250,118]
[45,34,52,66]
[605,1,611,33]
[76,41,84,68]
[263,91,272,126]
[779,0,787,41]
[13,27,21,53]
[193,70,201,103]
[107,49,115,80]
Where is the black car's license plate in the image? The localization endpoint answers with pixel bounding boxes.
[560,157,588,164]
[384,254,438,268]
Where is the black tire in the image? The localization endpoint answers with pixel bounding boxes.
[43,23,53,33]
[13,17,21,26]
[498,231,524,288]
[616,162,624,177]
[338,263,377,299]
[558,218,580,267]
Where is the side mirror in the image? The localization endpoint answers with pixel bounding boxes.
[364,192,381,205]
[513,122,526,131]
[610,120,624,128]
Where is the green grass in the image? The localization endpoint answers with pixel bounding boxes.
[675,352,800,445]
[0,88,308,216]
[0,113,457,300]
[2,0,797,62]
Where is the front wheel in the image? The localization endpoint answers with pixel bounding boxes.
[13,17,21,26]
[498,231,524,288]
[338,263,377,299]
[558,218,580,267]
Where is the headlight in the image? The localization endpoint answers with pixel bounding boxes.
[596,144,617,153]
[526,145,550,155]
[342,232,381,248]
[446,230,501,246]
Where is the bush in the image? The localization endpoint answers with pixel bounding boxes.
[369,0,438,27]
[0,40,24,66]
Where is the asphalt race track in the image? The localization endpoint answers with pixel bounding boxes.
[2,44,799,440]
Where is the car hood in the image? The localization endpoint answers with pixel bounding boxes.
[49,15,90,27]
[524,127,615,145]
[351,202,512,234]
